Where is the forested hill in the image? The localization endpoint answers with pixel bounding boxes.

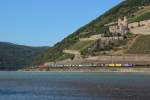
[0,42,49,70]
[33,0,150,65]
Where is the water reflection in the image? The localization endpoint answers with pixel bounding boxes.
[0,72,149,100]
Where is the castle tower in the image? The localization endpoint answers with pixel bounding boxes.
[118,18,123,33]
[123,16,128,28]
[118,18,122,27]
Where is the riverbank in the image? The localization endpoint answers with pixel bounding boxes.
[20,67,150,72]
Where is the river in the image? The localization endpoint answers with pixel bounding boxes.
[0,72,150,100]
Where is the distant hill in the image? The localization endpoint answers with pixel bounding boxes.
[33,0,150,65]
[0,42,49,70]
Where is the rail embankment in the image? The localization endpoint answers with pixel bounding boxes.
[21,67,150,73]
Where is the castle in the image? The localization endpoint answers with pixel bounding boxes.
[106,16,150,35]
[106,16,129,35]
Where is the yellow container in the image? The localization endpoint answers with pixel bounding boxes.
[108,64,115,67]
[115,64,122,67]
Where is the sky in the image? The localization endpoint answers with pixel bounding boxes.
[0,0,122,47]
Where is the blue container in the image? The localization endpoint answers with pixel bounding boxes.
[123,64,133,67]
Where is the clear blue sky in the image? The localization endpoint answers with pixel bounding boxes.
[0,0,122,47]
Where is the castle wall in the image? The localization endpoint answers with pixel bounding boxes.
[140,20,150,27]
[109,25,118,33]
[128,19,150,35]
[128,20,150,29]
[130,25,150,35]
[128,22,139,28]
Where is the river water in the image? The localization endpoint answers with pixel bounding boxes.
[0,72,150,100]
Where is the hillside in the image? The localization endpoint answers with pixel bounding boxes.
[127,35,150,54]
[0,42,49,70]
[33,0,150,65]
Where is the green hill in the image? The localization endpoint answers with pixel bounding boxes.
[0,42,48,70]
[33,0,150,65]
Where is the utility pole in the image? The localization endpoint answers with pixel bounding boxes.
[111,55,113,64]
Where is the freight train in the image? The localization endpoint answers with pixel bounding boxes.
[41,63,150,68]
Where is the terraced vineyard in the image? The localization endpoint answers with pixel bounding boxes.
[127,35,150,54]
[70,40,94,51]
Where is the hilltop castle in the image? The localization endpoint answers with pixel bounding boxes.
[106,16,150,35]
[106,16,129,35]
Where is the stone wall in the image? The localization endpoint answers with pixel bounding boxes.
[128,20,150,29]
[129,20,150,35]
[140,20,150,27]
[128,22,139,28]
